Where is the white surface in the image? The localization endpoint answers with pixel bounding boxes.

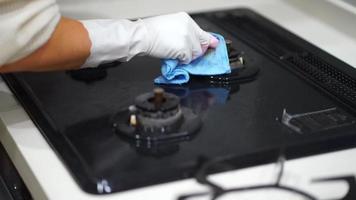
[1,0,356,199]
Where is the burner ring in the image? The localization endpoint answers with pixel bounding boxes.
[137,107,183,129]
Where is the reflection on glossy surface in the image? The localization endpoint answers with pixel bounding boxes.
[112,88,202,157]
[97,179,112,194]
[114,82,240,157]
[160,80,240,116]
[3,9,356,194]
[126,135,187,157]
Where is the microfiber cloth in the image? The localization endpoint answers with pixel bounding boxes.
[154,33,231,84]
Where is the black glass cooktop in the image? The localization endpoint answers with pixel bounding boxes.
[3,9,356,194]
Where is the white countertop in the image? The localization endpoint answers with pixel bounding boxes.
[1,0,356,199]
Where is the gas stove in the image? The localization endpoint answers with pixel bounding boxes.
[2,8,356,197]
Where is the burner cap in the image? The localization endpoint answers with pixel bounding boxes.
[135,88,180,112]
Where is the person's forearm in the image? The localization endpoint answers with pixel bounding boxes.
[0,17,91,73]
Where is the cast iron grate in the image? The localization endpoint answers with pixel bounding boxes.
[177,156,356,200]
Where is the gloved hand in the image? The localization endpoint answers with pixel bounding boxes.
[80,12,219,68]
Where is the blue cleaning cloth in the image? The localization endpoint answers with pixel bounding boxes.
[154,33,231,84]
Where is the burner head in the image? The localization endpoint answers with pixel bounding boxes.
[135,88,180,113]
[112,88,202,149]
[67,68,108,83]
[133,88,183,133]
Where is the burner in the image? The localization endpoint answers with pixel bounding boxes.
[67,68,108,83]
[192,39,260,85]
[112,88,202,147]
[66,61,121,83]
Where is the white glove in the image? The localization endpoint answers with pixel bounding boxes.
[80,12,218,68]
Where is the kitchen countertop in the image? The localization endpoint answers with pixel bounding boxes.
[1,0,356,199]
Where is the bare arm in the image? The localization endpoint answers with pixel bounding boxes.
[0,12,218,73]
[0,17,91,73]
